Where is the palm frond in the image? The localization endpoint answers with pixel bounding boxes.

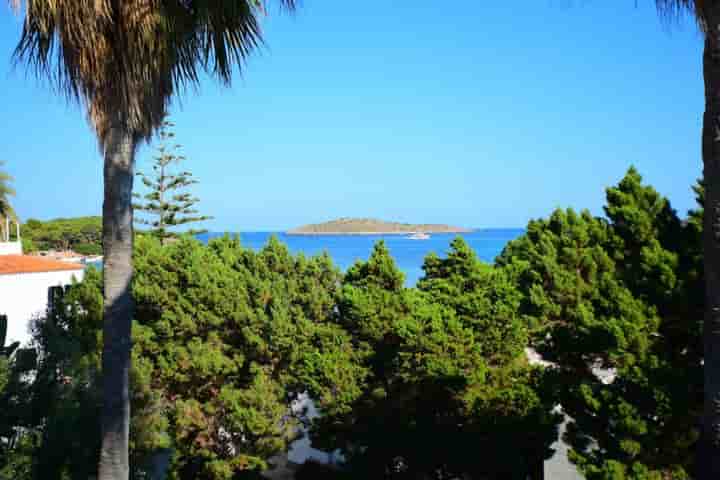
[12,0,295,147]
[0,162,15,197]
[654,0,705,31]
[0,161,16,222]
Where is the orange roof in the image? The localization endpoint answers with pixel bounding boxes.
[0,255,85,275]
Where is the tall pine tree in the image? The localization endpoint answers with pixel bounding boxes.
[497,168,703,479]
[306,240,559,479]
[133,120,212,244]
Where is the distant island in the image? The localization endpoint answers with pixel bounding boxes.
[287,218,474,235]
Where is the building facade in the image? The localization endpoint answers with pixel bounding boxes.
[0,228,85,346]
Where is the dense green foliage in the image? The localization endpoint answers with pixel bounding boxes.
[498,167,703,479]
[305,240,559,479]
[0,236,347,480]
[0,167,705,480]
[134,120,212,244]
[131,235,342,479]
[21,216,102,254]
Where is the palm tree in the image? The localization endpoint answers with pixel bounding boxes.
[8,1,294,479]
[0,161,16,241]
[652,1,720,478]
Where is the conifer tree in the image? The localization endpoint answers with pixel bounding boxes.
[498,168,702,479]
[0,236,347,480]
[307,240,559,479]
[133,120,212,245]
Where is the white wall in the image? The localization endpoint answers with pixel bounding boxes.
[0,269,84,345]
[0,242,22,255]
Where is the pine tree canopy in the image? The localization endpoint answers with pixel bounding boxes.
[0,167,705,480]
[133,120,212,244]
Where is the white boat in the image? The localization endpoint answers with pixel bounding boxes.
[407,232,430,240]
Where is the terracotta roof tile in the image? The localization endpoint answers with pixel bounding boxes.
[0,255,85,275]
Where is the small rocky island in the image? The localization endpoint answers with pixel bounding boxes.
[287,218,474,235]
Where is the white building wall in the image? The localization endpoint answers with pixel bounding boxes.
[0,269,84,345]
[0,242,22,255]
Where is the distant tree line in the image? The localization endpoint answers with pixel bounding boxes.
[0,168,702,480]
[21,216,103,255]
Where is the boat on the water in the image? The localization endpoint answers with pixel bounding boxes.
[407,232,430,240]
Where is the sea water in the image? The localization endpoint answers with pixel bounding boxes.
[198,229,523,286]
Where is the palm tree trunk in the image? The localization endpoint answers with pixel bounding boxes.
[701,7,720,478]
[98,125,136,480]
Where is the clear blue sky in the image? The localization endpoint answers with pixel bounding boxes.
[0,1,704,231]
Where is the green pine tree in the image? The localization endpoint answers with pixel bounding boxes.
[0,235,347,480]
[307,240,559,479]
[133,120,212,245]
[498,167,702,479]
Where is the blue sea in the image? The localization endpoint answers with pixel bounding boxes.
[197,229,524,286]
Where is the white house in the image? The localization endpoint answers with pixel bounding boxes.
[0,223,84,346]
